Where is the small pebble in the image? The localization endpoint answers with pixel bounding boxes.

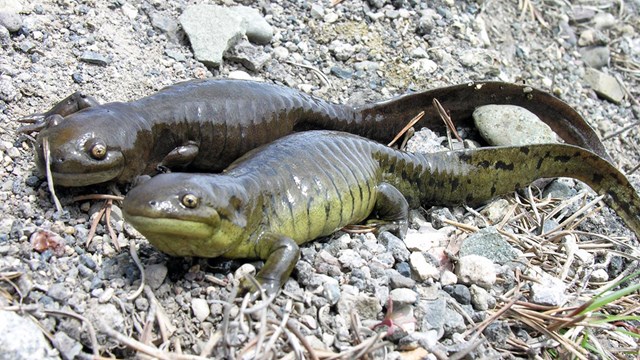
[456,255,496,289]
[191,298,210,322]
[409,252,439,281]
[530,272,568,306]
[390,288,418,306]
[145,264,168,290]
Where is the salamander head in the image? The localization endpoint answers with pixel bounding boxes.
[123,173,250,258]
[35,108,126,187]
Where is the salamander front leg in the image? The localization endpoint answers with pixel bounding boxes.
[158,141,200,170]
[17,91,99,134]
[240,232,300,295]
[369,182,409,238]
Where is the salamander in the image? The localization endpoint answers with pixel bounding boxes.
[122,130,640,294]
[22,79,609,187]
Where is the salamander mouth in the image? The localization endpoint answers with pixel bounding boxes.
[47,167,125,187]
[123,215,221,257]
[35,147,126,187]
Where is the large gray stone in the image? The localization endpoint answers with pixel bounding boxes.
[473,104,558,146]
[179,4,273,68]
[0,310,57,360]
[584,68,624,104]
[459,226,519,265]
[179,5,245,68]
[0,10,21,32]
[231,5,273,44]
[580,46,610,69]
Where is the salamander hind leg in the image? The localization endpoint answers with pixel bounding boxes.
[367,182,409,238]
[239,232,301,295]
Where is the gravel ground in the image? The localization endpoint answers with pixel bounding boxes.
[1,0,639,359]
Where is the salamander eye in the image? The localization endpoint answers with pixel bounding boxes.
[90,142,107,160]
[181,194,199,208]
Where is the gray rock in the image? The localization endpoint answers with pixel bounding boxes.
[180,5,245,68]
[47,283,71,301]
[410,58,437,76]
[473,105,558,146]
[379,231,410,262]
[397,330,439,352]
[459,227,519,265]
[53,331,82,360]
[226,40,271,71]
[570,7,596,23]
[456,255,496,289]
[592,12,616,30]
[543,178,577,199]
[479,199,510,224]
[416,295,465,338]
[483,321,512,344]
[272,46,289,60]
[310,4,324,19]
[79,51,111,66]
[313,249,342,276]
[0,310,57,360]
[135,297,149,311]
[584,68,625,104]
[591,269,609,282]
[330,40,355,61]
[231,5,273,45]
[330,66,353,80]
[149,12,178,36]
[469,284,495,310]
[338,249,366,269]
[0,76,19,102]
[337,292,382,320]
[0,11,21,32]
[85,301,125,347]
[145,263,168,290]
[427,207,456,229]
[389,288,418,306]
[322,277,341,305]
[0,25,9,46]
[578,29,608,47]
[354,61,379,72]
[387,268,416,289]
[580,46,610,68]
[443,284,470,305]
[164,49,185,62]
[191,298,210,322]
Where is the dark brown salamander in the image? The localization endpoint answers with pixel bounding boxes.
[22,79,609,186]
[122,131,640,293]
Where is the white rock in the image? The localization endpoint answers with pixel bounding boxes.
[228,70,253,80]
[273,46,290,60]
[530,272,567,306]
[409,252,439,281]
[191,298,210,322]
[591,269,609,282]
[440,270,458,286]
[390,288,418,305]
[410,58,437,76]
[456,255,496,289]
[121,2,138,19]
